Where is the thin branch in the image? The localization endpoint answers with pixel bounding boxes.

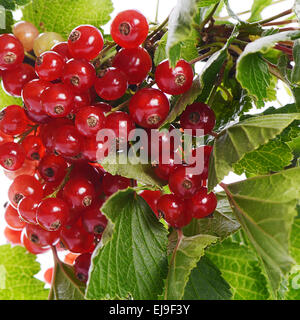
[258,8,293,25]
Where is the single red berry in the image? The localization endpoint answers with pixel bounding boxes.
[21,231,50,254]
[94,67,128,101]
[155,59,194,95]
[0,142,25,171]
[81,199,107,235]
[180,102,216,136]
[51,41,72,62]
[0,105,29,136]
[168,165,202,199]
[2,63,36,97]
[44,267,53,285]
[25,223,60,247]
[8,174,43,208]
[187,145,213,180]
[102,172,132,197]
[41,83,75,118]
[17,196,40,225]
[68,25,104,61]
[110,10,149,48]
[35,51,65,81]
[129,88,170,129]
[62,58,96,93]
[74,252,92,283]
[25,110,51,124]
[4,203,26,230]
[4,227,22,245]
[21,135,45,161]
[75,105,105,137]
[38,154,68,182]
[139,190,162,217]
[0,34,24,70]
[112,47,152,84]
[188,187,217,219]
[37,198,70,231]
[156,194,192,228]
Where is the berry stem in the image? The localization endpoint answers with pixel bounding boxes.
[16,124,39,144]
[146,14,169,41]
[257,8,293,25]
[198,2,220,31]
[188,48,220,65]
[24,51,36,61]
[262,19,298,26]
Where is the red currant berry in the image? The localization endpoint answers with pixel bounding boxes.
[75,106,105,137]
[74,252,92,282]
[4,203,26,230]
[25,223,60,247]
[180,102,216,136]
[129,88,170,129]
[62,58,96,93]
[0,142,25,171]
[21,231,50,254]
[93,102,112,113]
[112,47,152,84]
[68,25,103,61]
[154,156,180,181]
[0,34,24,70]
[168,165,202,199]
[82,136,107,162]
[21,135,45,161]
[187,145,213,180]
[2,63,36,97]
[82,199,107,234]
[8,174,43,208]
[155,59,194,95]
[38,154,68,182]
[44,267,53,285]
[139,190,162,217]
[4,158,37,180]
[12,21,39,52]
[37,198,70,231]
[22,79,50,115]
[4,227,22,245]
[0,105,28,136]
[41,83,75,118]
[156,194,192,228]
[72,91,92,114]
[35,51,65,81]
[17,196,40,225]
[51,41,72,62]
[102,172,132,197]
[110,10,149,49]
[94,67,128,101]
[0,131,13,146]
[63,177,96,211]
[188,187,217,219]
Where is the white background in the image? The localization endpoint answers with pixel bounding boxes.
[0,0,296,284]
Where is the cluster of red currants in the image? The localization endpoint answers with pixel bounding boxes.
[0,9,217,283]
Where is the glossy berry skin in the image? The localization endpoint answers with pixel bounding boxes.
[38,154,68,182]
[0,105,28,136]
[33,32,64,57]
[156,194,192,228]
[0,34,24,70]
[60,224,94,253]
[129,88,170,129]
[25,223,60,247]
[0,142,25,171]
[51,41,72,62]
[4,204,26,230]
[12,21,39,52]
[94,67,128,101]
[168,166,202,199]
[180,102,216,136]
[93,102,112,113]
[188,187,217,219]
[112,47,152,84]
[37,198,70,231]
[82,136,107,162]
[82,199,107,234]
[35,51,65,81]
[4,227,22,245]
[17,196,40,225]
[52,124,83,157]
[21,135,45,161]
[44,267,53,285]
[102,173,132,197]
[21,231,50,254]
[74,253,92,283]
[154,157,180,181]
[110,10,149,49]
[72,91,92,114]
[2,63,36,97]
[41,83,75,118]
[155,59,194,95]
[187,145,213,180]
[8,174,43,208]
[68,25,103,61]
[22,79,50,115]
[4,158,37,181]
[62,58,96,93]
[75,106,105,137]
[139,190,162,217]
[63,177,96,211]
[0,131,13,146]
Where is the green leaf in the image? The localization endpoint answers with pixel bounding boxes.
[233,139,294,176]
[0,244,49,300]
[206,239,270,299]
[183,193,240,240]
[208,113,300,191]
[22,0,114,38]
[164,233,218,300]
[223,167,300,298]
[248,0,273,22]
[85,189,168,300]
[0,82,23,108]
[49,259,85,300]
[291,39,300,84]
[0,8,13,34]
[183,256,232,300]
